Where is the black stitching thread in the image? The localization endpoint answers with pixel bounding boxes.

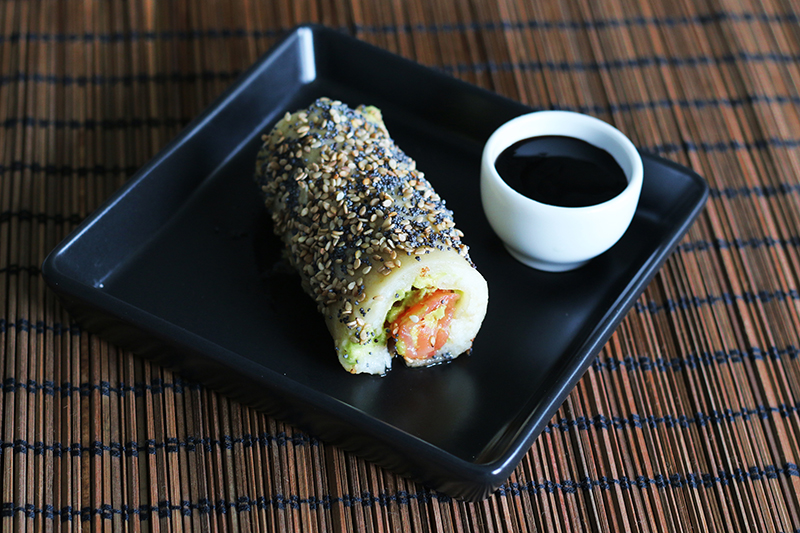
[593,345,799,373]
[1,463,798,520]
[0,431,318,460]
[0,320,81,335]
[0,11,799,46]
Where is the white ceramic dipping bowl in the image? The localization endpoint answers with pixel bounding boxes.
[480,111,644,272]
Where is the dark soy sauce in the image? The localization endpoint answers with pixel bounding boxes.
[494,135,627,207]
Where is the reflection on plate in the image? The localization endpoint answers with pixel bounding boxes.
[42,24,708,501]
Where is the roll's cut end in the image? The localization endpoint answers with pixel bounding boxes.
[326,249,488,375]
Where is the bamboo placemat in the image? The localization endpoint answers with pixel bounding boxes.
[3,0,800,531]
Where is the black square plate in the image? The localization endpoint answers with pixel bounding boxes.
[42,25,708,501]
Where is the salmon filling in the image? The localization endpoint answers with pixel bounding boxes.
[387,289,460,361]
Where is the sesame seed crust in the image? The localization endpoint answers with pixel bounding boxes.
[255,97,473,346]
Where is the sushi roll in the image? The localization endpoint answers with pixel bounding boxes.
[256,97,488,375]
